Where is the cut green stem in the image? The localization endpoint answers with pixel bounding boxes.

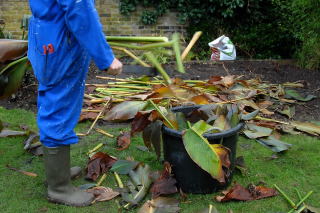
[144,52,172,85]
[274,184,296,208]
[148,99,174,129]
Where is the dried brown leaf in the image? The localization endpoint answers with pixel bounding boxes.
[117,131,131,151]
[215,183,278,202]
[87,186,120,202]
[85,152,117,181]
[150,162,178,198]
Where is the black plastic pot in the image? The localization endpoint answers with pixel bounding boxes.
[162,105,244,194]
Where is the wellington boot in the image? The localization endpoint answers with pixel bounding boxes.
[70,166,82,180]
[43,145,94,207]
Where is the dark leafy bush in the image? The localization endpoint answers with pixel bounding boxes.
[119,0,319,69]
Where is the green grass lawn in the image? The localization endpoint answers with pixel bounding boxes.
[0,107,319,213]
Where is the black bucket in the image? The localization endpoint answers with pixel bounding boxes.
[162,105,244,194]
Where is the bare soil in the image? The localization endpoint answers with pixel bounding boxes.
[1,60,319,121]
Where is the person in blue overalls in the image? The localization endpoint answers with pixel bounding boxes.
[28,0,123,206]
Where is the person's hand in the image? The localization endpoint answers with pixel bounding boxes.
[105,58,123,75]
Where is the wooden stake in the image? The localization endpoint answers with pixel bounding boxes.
[181,31,202,61]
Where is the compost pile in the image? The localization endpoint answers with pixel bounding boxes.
[82,74,320,142]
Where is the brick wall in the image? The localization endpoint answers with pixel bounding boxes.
[0,0,187,39]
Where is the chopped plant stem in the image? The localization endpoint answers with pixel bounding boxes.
[106,36,168,42]
[94,128,114,138]
[172,33,185,73]
[111,46,150,67]
[144,52,172,85]
[181,31,203,61]
[87,143,104,156]
[256,116,290,125]
[294,191,313,209]
[96,173,107,186]
[274,184,296,208]
[86,99,111,135]
[114,172,124,188]
[6,165,37,177]
[108,41,174,50]
[148,100,174,129]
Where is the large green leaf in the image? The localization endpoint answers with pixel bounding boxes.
[0,57,30,99]
[285,89,316,102]
[110,160,139,175]
[182,127,225,183]
[192,120,213,135]
[0,39,28,63]
[104,101,147,121]
[0,129,26,138]
[142,120,163,159]
[256,136,292,152]
[241,110,259,121]
[243,124,273,139]
[291,121,320,136]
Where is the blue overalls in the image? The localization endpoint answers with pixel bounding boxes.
[28,0,114,147]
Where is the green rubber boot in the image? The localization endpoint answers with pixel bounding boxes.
[43,145,94,207]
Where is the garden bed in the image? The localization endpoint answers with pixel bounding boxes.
[1,60,319,121]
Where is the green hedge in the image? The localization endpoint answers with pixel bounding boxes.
[120,0,319,69]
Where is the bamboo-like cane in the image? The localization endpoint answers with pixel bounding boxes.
[144,52,172,85]
[111,46,151,67]
[181,31,203,61]
[94,128,114,138]
[106,36,168,43]
[171,33,185,73]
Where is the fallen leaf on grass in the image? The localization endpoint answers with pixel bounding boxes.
[215,183,278,202]
[6,165,37,177]
[87,186,120,202]
[150,162,178,198]
[243,124,273,139]
[131,110,159,135]
[104,101,147,121]
[0,129,26,138]
[117,132,131,150]
[79,111,99,122]
[138,197,180,213]
[85,152,117,181]
[110,160,139,175]
[305,205,320,213]
[142,121,163,159]
[79,183,96,190]
[123,164,153,206]
[256,136,292,152]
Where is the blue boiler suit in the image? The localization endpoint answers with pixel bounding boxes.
[28,0,115,147]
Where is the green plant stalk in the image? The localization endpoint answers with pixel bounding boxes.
[87,143,104,156]
[148,99,174,129]
[111,46,150,67]
[274,184,296,208]
[106,36,168,42]
[294,191,313,209]
[0,56,28,75]
[172,33,185,73]
[96,173,107,186]
[108,41,174,50]
[144,52,172,85]
[114,172,124,188]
